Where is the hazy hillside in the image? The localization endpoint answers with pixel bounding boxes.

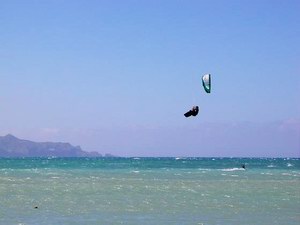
[0,134,101,157]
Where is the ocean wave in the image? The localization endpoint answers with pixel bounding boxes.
[281,173,292,176]
[221,168,245,172]
[261,172,273,175]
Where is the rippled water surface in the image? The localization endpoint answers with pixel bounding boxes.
[0,157,299,224]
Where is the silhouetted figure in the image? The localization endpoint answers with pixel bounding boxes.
[184,106,199,117]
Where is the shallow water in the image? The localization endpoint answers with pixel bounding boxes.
[0,157,299,224]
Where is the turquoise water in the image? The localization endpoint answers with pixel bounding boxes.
[0,158,299,224]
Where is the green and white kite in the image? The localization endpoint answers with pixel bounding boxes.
[202,74,211,93]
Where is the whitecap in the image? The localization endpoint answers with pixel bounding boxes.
[174,173,182,176]
[281,173,292,176]
[287,163,293,167]
[188,188,197,193]
[221,168,244,172]
[2,178,15,181]
[198,168,211,171]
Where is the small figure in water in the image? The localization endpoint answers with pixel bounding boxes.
[241,164,246,169]
[184,106,199,117]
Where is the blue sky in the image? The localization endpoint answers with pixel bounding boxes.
[0,0,299,156]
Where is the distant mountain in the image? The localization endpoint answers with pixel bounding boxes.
[0,134,101,157]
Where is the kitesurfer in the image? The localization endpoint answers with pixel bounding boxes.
[184,106,199,117]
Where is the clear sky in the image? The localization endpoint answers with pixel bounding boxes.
[0,0,299,157]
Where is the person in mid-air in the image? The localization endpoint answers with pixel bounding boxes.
[184,106,199,117]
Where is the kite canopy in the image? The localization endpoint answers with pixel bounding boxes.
[202,74,211,93]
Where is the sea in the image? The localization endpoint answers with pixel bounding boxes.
[0,157,299,225]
